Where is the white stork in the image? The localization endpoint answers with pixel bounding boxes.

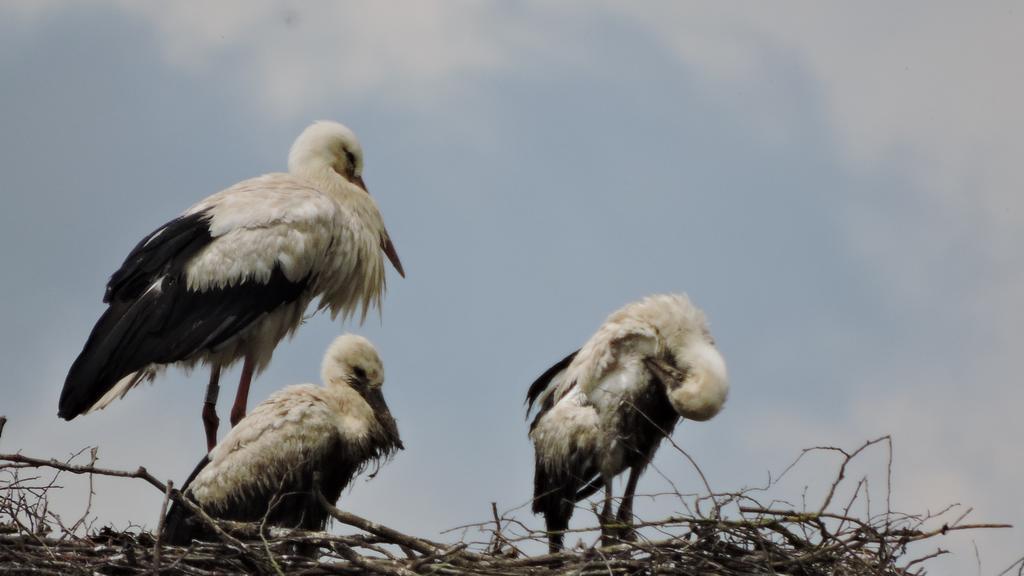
[59,121,404,452]
[163,334,402,544]
[526,294,729,552]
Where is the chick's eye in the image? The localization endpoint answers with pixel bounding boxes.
[345,150,357,169]
[352,366,367,382]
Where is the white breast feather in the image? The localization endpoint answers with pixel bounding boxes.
[184,175,342,291]
[183,172,387,325]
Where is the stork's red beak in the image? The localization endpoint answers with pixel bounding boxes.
[353,175,402,277]
[381,233,405,278]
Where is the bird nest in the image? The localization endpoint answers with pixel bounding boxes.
[0,417,1013,575]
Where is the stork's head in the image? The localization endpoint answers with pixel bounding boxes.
[634,294,730,421]
[289,120,366,191]
[288,120,405,278]
[321,334,384,391]
[663,338,728,421]
[321,334,403,448]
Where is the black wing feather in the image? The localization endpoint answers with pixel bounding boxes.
[525,349,579,416]
[105,211,214,303]
[59,211,311,419]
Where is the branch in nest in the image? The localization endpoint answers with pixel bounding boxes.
[0,435,1015,575]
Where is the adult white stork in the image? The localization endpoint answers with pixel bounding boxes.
[526,294,729,552]
[58,121,404,452]
[163,334,402,545]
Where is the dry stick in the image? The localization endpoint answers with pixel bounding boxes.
[901,548,949,573]
[738,506,1010,543]
[0,451,265,571]
[996,554,1024,576]
[3,441,1015,575]
[330,541,414,576]
[68,447,98,536]
[408,542,469,571]
[151,479,173,575]
[488,501,503,554]
[624,399,718,510]
[171,495,258,561]
[487,501,525,557]
[256,491,286,576]
[314,487,438,557]
[0,452,169,493]
[812,436,892,514]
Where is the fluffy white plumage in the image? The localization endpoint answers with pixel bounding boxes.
[61,121,404,453]
[186,334,401,508]
[175,121,401,371]
[532,295,728,467]
[528,293,728,550]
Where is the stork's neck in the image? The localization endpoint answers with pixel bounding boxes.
[291,161,348,192]
[669,341,728,421]
[290,158,337,186]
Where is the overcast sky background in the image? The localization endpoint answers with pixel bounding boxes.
[1,2,1021,573]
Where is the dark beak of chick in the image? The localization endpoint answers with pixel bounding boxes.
[362,387,404,451]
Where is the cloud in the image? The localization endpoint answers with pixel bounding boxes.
[607,3,1024,570]
[119,2,511,116]
[3,2,1020,571]
[4,1,520,117]
[612,2,1024,297]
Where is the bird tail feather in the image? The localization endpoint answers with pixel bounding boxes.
[58,294,161,419]
[85,370,151,414]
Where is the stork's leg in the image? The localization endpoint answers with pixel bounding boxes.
[615,464,644,542]
[616,438,662,541]
[229,356,255,427]
[600,477,616,547]
[201,367,221,452]
[545,506,570,554]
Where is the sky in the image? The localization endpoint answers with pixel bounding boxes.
[0,2,1021,573]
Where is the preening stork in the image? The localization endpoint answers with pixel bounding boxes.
[163,334,402,545]
[58,121,404,451]
[527,294,729,552]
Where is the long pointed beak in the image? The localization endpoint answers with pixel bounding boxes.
[381,233,405,278]
[363,387,404,450]
[354,175,404,278]
[351,174,368,193]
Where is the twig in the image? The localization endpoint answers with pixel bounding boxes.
[0,438,1015,575]
[996,554,1024,576]
[152,479,173,574]
[0,452,168,493]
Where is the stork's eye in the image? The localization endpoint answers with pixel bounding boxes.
[344,150,357,170]
[352,366,367,382]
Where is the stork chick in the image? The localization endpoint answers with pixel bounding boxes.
[164,334,402,545]
[526,294,728,552]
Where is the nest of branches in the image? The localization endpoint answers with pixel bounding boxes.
[0,415,1014,575]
